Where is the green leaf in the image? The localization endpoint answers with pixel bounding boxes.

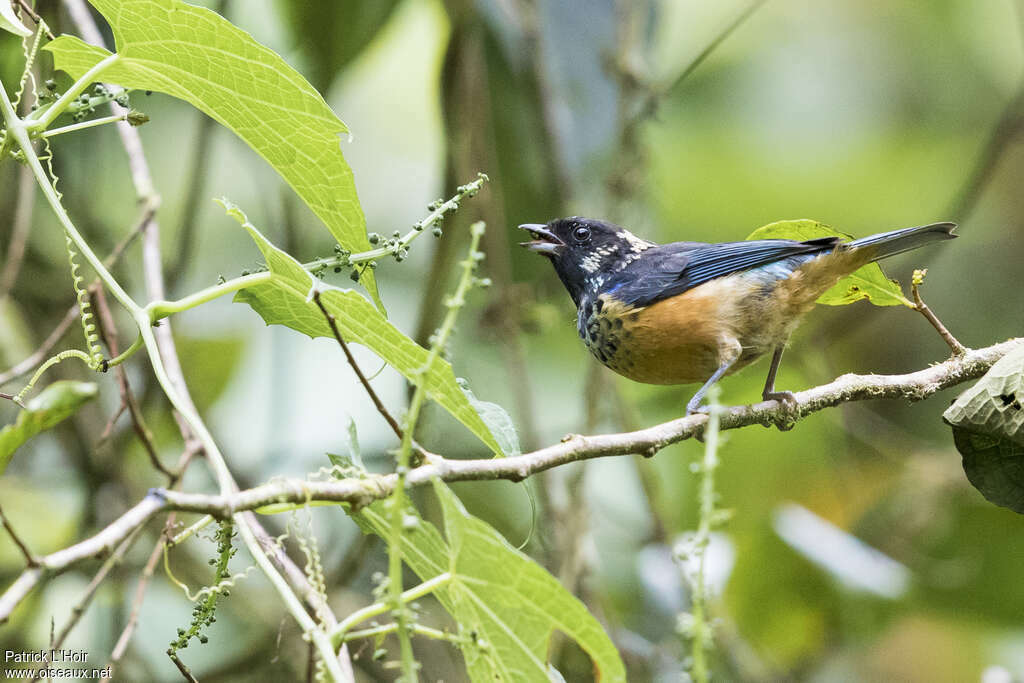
[944,345,1024,512]
[353,480,626,682]
[746,220,913,307]
[459,380,520,457]
[220,201,504,455]
[43,0,379,303]
[0,381,97,473]
[0,0,31,37]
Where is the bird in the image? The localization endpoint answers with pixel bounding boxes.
[519,217,957,415]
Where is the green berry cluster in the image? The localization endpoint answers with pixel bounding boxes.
[167,521,237,657]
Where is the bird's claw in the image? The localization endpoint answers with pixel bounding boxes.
[763,390,797,407]
[686,403,710,416]
[763,390,799,430]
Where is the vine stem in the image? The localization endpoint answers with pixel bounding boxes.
[329,572,453,645]
[1,68,350,681]
[23,53,121,131]
[135,323,348,681]
[0,77,140,317]
[688,386,722,682]
[146,175,488,322]
[41,112,127,138]
[343,622,461,644]
[386,221,487,680]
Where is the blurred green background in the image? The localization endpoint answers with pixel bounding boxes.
[1,0,1023,680]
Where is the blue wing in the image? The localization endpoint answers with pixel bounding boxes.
[604,237,841,308]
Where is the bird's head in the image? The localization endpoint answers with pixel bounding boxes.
[519,217,654,306]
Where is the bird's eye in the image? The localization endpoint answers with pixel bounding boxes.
[572,226,591,243]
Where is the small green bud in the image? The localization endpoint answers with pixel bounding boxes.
[126,109,149,127]
[367,232,380,244]
[432,227,443,237]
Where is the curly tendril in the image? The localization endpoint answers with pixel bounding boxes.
[65,233,104,370]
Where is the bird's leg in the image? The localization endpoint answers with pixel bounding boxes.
[686,357,736,415]
[762,345,797,406]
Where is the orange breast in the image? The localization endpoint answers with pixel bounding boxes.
[584,249,873,386]
[590,275,762,385]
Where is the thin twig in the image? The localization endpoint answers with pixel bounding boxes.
[15,1,55,40]
[312,290,404,440]
[102,443,200,682]
[0,503,36,566]
[0,202,151,388]
[166,0,231,291]
[911,270,967,357]
[62,5,353,678]
[0,165,36,297]
[31,525,146,683]
[168,652,199,683]
[166,110,219,291]
[102,530,167,681]
[663,0,768,98]
[945,81,1024,221]
[90,284,173,478]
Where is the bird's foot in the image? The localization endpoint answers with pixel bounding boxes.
[685,401,709,416]
[762,390,799,431]
[763,389,797,407]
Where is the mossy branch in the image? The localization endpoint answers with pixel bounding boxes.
[3,336,1019,628]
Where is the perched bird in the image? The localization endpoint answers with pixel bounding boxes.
[520,218,956,414]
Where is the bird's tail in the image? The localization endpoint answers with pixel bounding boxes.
[848,222,957,262]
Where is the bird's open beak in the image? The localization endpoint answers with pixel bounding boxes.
[518,223,564,256]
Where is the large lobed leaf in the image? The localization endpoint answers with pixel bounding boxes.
[220,202,504,455]
[944,344,1024,513]
[0,381,97,473]
[43,0,379,301]
[747,220,912,307]
[354,480,626,682]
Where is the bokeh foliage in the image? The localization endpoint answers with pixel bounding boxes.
[1,0,1023,681]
